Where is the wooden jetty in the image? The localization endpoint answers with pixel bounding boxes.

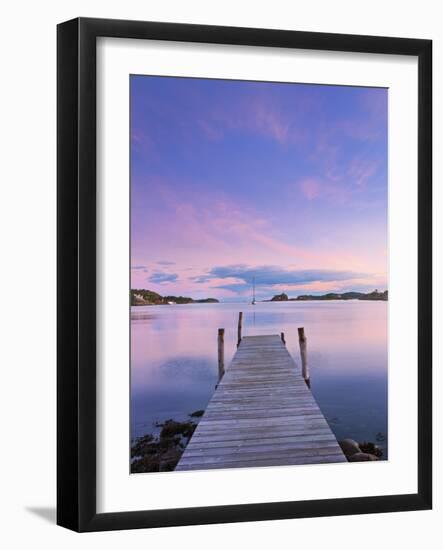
[176,333,346,471]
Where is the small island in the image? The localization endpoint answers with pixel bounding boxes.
[267,290,388,302]
[270,293,289,302]
[131,289,219,306]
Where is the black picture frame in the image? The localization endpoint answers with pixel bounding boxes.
[57,17,432,532]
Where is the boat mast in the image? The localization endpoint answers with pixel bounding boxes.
[252,277,256,305]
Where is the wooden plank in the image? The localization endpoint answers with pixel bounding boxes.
[180,440,342,457]
[187,417,327,429]
[193,425,334,438]
[178,448,346,466]
[176,335,346,471]
[177,455,347,470]
[192,424,333,436]
[187,432,335,446]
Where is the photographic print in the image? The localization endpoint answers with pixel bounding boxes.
[57,18,432,530]
[130,75,388,474]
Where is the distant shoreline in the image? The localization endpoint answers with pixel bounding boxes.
[265,290,388,302]
[131,289,219,306]
[131,288,388,306]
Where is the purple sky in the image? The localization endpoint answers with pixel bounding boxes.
[131,76,387,301]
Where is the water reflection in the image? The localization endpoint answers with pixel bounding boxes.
[131,301,388,456]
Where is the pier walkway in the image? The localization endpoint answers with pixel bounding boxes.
[176,334,346,471]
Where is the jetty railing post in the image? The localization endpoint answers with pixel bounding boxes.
[237,312,243,347]
[298,327,310,388]
[218,328,225,382]
[281,332,286,345]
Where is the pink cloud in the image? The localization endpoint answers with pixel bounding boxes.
[306,117,383,192]
[340,120,381,142]
[132,178,331,274]
[299,178,322,200]
[131,129,157,159]
[198,119,223,141]
[308,131,342,182]
[298,154,380,205]
[196,95,304,147]
[298,177,349,203]
[252,101,290,144]
[131,177,386,296]
[347,158,379,187]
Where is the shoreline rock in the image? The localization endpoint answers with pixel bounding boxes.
[339,438,383,462]
[339,439,361,457]
[349,452,379,462]
[131,417,199,473]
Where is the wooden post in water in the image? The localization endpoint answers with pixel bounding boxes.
[237,312,243,347]
[298,327,310,388]
[280,332,286,345]
[218,328,225,382]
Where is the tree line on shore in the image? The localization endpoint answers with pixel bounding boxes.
[131,289,219,306]
[268,290,388,302]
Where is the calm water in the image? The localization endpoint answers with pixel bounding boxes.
[131,301,388,457]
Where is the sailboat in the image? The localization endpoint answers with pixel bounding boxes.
[251,277,256,305]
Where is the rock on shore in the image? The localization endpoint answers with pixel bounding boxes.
[338,438,383,462]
